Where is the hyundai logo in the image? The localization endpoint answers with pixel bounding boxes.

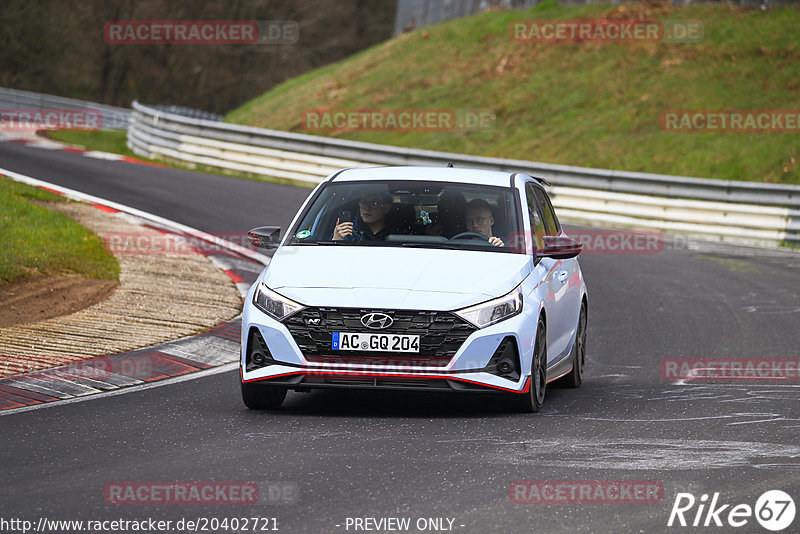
[361,312,393,330]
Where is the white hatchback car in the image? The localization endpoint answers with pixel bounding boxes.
[241,166,587,412]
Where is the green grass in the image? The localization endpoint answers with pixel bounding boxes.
[227,1,800,185]
[44,129,134,157]
[0,177,120,283]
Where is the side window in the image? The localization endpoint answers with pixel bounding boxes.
[533,188,560,235]
[525,184,546,250]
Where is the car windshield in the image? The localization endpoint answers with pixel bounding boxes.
[288,180,524,253]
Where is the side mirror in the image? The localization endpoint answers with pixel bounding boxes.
[248,226,281,249]
[537,235,582,259]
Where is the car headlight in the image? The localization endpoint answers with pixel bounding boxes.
[454,287,523,328]
[253,282,304,321]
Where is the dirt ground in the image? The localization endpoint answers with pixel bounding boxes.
[0,274,119,328]
[0,199,242,378]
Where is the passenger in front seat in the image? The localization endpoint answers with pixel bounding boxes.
[332,192,393,241]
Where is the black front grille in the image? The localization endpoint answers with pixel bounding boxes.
[283,307,476,363]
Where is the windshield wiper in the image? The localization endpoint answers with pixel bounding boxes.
[291,240,352,245]
[293,240,475,250]
[397,242,464,250]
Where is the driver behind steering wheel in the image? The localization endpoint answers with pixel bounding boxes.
[464,199,504,247]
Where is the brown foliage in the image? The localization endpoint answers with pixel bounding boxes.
[0,0,395,113]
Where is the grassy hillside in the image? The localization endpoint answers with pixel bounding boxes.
[227,1,800,184]
[0,178,119,283]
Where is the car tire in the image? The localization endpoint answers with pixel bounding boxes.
[555,302,586,389]
[516,317,547,413]
[241,381,287,410]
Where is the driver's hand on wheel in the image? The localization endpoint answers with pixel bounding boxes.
[488,236,504,247]
[332,218,354,241]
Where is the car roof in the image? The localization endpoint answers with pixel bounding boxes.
[330,166,516,188]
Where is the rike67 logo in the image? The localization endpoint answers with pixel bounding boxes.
[668,490,795,531]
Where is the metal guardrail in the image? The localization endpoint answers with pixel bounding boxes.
[146,104,224,122]
[0,87,130,130]
[129,100,800,246]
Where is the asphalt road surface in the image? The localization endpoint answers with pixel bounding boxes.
[2,140,800,533]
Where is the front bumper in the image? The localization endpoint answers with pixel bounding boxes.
[240,296,536,394]
[240,365,531,393]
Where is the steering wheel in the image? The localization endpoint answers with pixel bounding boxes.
[450,232,489,242]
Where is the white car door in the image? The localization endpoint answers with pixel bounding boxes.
[525,183,565,365]
[532,186,581,360]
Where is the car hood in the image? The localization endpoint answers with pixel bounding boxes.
[262,245,531,310]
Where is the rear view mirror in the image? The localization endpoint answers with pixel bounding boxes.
[537,235,582,259]
[248,226,281,249]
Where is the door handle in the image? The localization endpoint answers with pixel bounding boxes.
[557,270,569,283]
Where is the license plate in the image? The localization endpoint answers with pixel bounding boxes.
[331,332,420,353]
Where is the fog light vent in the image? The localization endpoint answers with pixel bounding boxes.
[482,336,521,381]
[246,328,277,372]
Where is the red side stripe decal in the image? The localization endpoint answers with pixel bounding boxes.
[244,370,528,393]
